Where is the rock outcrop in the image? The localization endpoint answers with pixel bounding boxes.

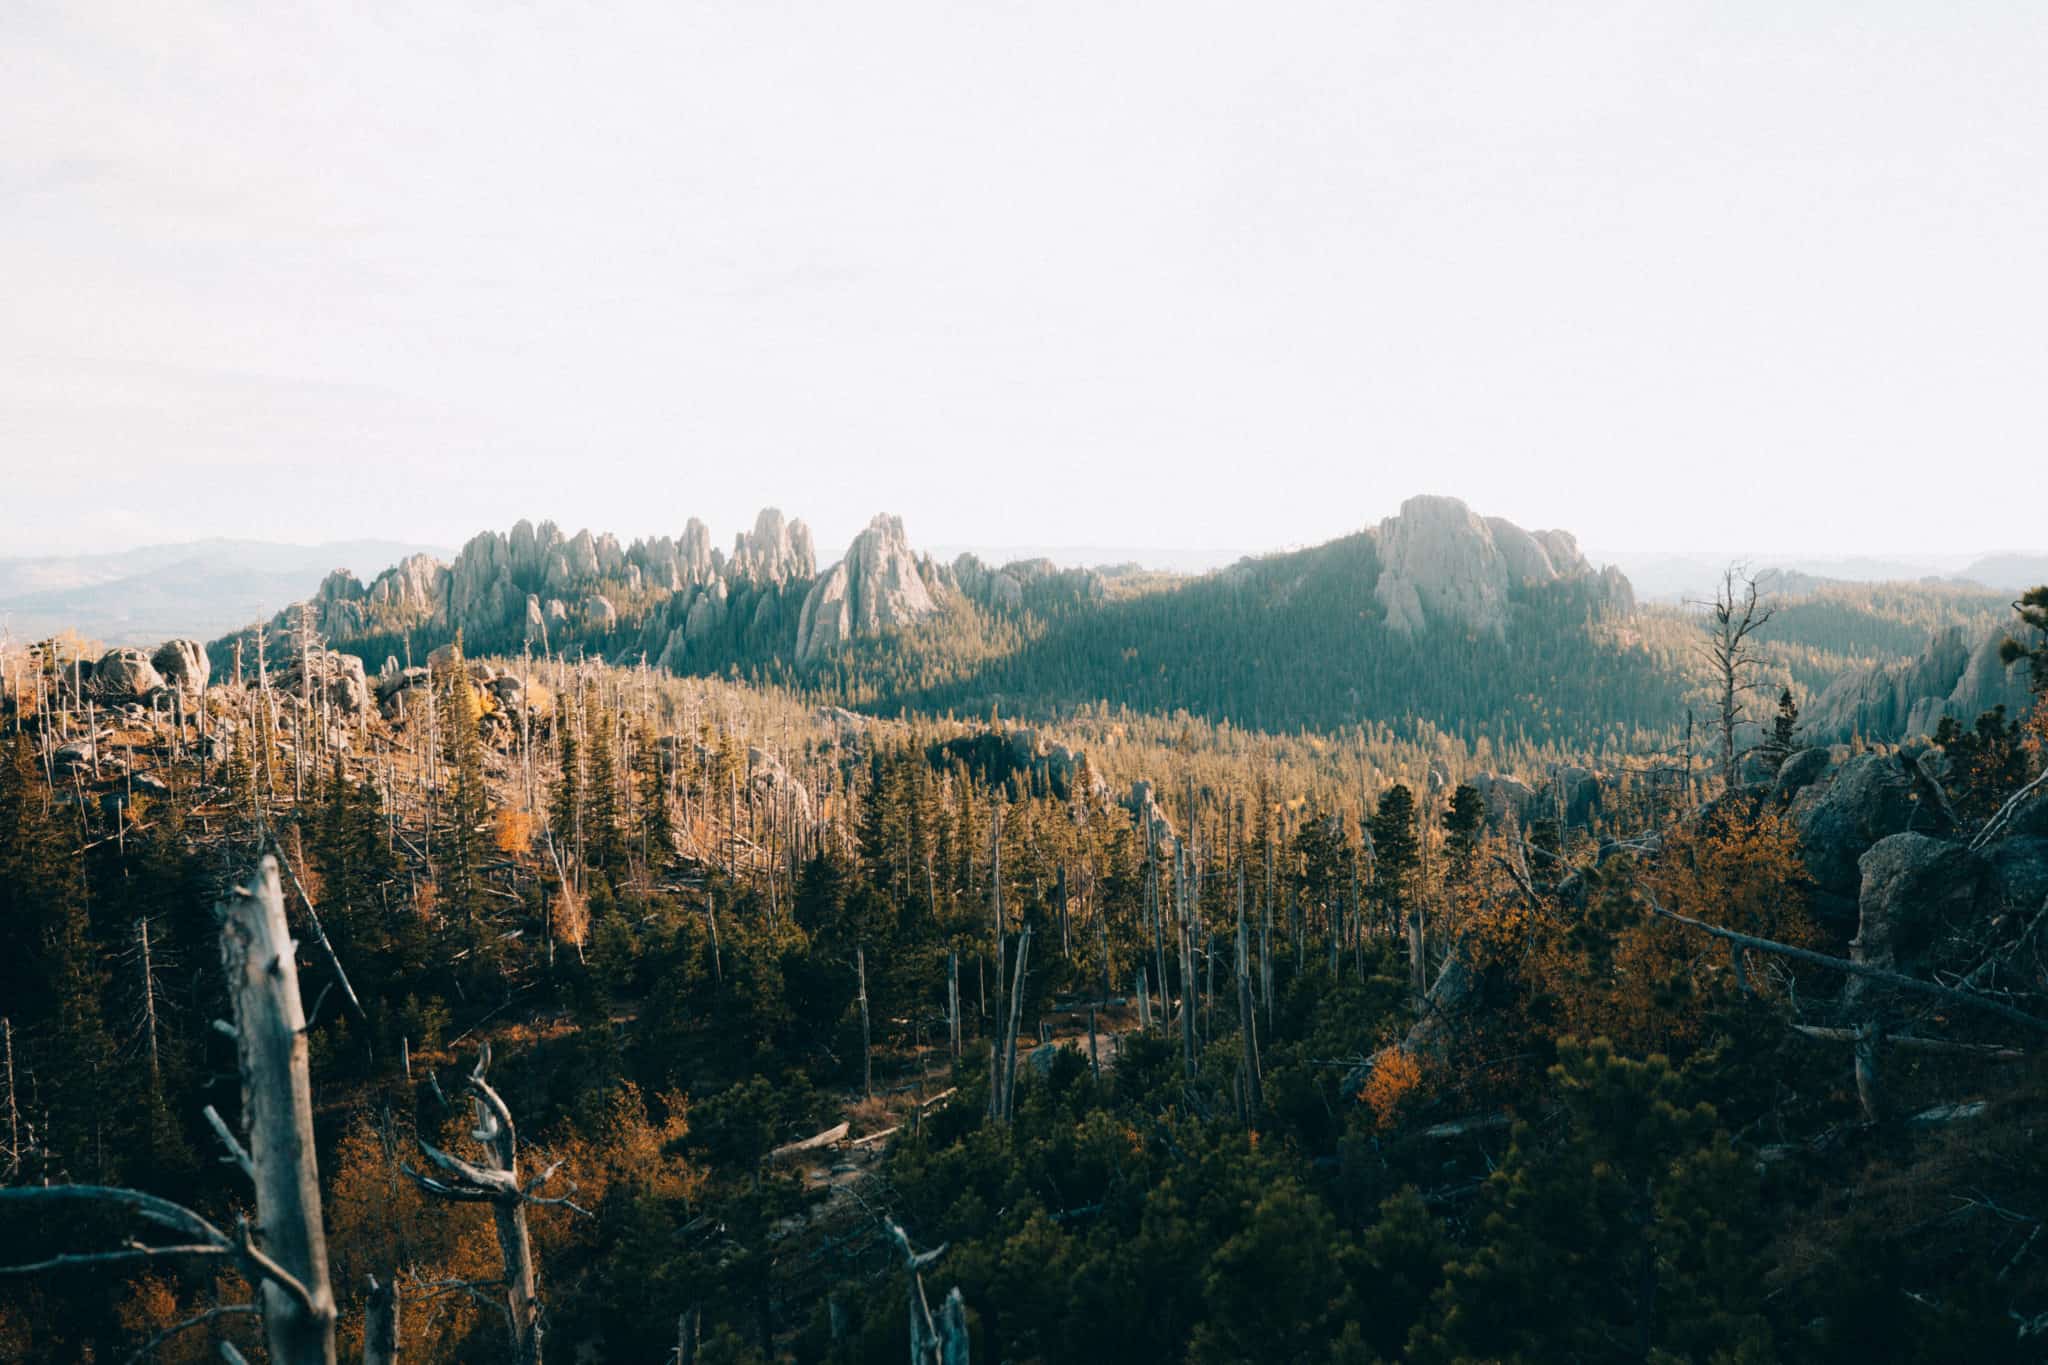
[1856,833,1982,967]
[151,639,209,693]
[1368,495,1632,636]
[746,746,814,824]
[795,515,941,663]
[942,554,1107,615]
[1791,752,1942,899]
[279,649,371,716]
[92,648,164,701]
[1803,624,2033,744]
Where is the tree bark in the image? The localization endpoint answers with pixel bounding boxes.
[218,855,338,1365]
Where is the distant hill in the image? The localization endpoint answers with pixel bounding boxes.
[0,538,448,646]
[1959,553,2048,593]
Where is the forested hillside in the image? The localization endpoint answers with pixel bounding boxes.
[3,586,2046,1361]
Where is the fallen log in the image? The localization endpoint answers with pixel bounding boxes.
[769,1122,849,1161]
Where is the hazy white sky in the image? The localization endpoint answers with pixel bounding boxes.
[4,2,2044,562]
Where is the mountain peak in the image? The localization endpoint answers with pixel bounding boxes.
[1370,495,1630,634]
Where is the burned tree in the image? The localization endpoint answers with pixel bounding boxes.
[1696,566,1775,793]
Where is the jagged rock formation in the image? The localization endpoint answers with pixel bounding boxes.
[728,508,816,587]
[1803,624,2033,743]
[1369,495,1633,636]
[795,515,941,664]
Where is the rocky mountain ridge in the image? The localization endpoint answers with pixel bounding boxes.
[218,495,1633,673]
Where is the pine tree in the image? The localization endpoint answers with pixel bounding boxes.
[0,736,118,1178]
[634,719,673,868]
[1764,686,1799,769]
[1997,585,2048,692]
[1369,783,1424,998]
[1443,783,1485,877]
[585,703,623,877]
[552,692,584,883]
[435,641,491,926]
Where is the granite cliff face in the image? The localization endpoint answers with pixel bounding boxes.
[1368,495,1634,636]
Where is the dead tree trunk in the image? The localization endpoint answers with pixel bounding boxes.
[1235,869,1262,1117]
[219,855,339,1365]
[947,951,961,1060]
[405,1044,583,1365]
[363,1274,399,1365]
[994,928,1032,1124]
[1698,567,1775,794]
[888,1221,972,1365]
[857,947,874,1100]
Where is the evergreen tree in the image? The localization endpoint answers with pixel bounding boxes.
[1443,782,1485,876]
[1997,584,2048,692]
[434,641,490,926]
[0,736,118,1179]
[585,703,624,878]
[553,691,585,879]
[1366,784,1420,928]
[634,719,673,868]
[1764,685,1800,768]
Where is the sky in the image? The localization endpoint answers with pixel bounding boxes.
[3,2,2045,564]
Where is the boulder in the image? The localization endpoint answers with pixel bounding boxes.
[747,746,814,823]
[1468,771,1536,827]
[151,639,210,693]
[486,674,555,720]
[1855,833,1982,972]
[375,666,430,702]
[1738,749,1780,786]
[1552,765,1603,829]
[282,650,371,715]
[1126,780,1177,846]
[685,580,729,642]
[53,740,108,771]
[1980,837,2048,921]
[93,648,164,701]
[582,594,618,632]
[1794,753,1944,896]
[524,594,550,651]
[1772,747,1833,805]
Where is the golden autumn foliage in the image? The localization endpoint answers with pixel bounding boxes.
[325,1113,502,1361]
[495,805,538,854]
[555,882,590,949]
[1453,808,1815,1061]
[1360,1048,1425,1131]
[318,1080,701,1359]
[110,1271,253,1363]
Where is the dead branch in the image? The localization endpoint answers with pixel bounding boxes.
[1643,892,2048,1035]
